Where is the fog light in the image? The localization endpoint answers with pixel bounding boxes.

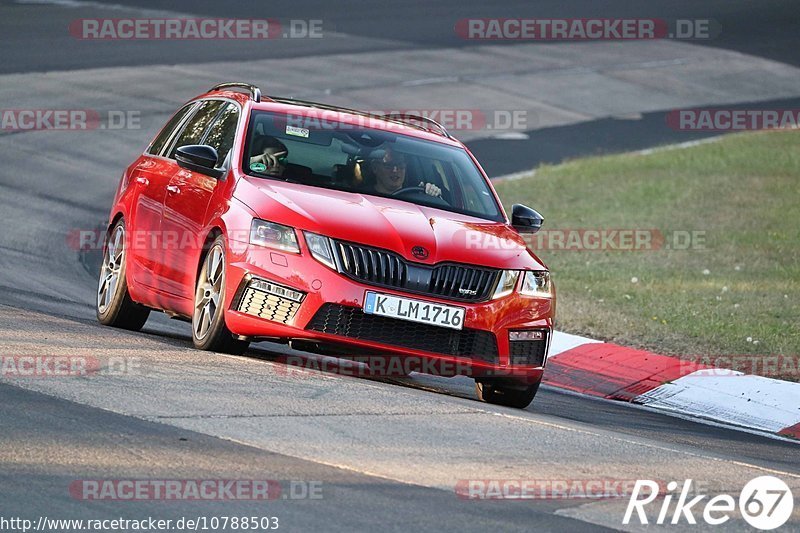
[250,278,304,302]
[509,330,545,342]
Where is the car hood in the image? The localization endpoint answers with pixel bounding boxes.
[234,177,546,270]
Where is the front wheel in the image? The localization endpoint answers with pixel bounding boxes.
[475,377,541,409]
[96,220,150,330]
[192,236,249,355]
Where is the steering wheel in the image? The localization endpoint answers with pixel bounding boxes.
[391,186,426,197]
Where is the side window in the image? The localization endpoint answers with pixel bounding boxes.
[202,103,239,167]
[147,103,196,156]
[168,100,225,159]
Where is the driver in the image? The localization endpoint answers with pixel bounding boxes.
[368,148,441,197]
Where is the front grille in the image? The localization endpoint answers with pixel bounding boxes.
[307,303,499,362]
[333,240,500,302]
[509,334,549,366]
[335,241,407,286]
[237,282,303,324]
[428,264,499,301]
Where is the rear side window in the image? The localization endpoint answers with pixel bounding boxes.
[168,100,225,158]
[147,103,196,156]
[202,103,240,167]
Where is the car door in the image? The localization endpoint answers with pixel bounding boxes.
[158,100,238,308]
[127,102,197,291]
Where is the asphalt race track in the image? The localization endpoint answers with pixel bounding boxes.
[1,1,799,531]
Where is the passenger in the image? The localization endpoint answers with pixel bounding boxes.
[250,137,288,176]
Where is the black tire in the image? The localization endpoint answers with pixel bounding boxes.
[96,219,150,331]
[475,377,541,409]
[192,235,250,355]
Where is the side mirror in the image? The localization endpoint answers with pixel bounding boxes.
[511,204,544,234]
[176,145,223,179]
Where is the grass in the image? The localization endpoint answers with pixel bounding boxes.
[493,130,800,379]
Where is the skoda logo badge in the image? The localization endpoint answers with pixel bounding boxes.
[411,246,429,259]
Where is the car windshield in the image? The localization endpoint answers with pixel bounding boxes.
[243,110,504,222]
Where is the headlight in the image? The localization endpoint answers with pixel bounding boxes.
[520,271,552,297]
[250,219,299,253]
[492,270,520,299]
[303,231,336,269]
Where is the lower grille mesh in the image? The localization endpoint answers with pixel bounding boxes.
[509,336,548,367]
[238,288,301,324]
[306,303,498,362]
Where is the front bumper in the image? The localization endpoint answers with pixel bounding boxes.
[223,240,554,381]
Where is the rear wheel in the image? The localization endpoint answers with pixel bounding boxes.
[192,236,249,355]
[96,220,150,330]
[475,377,541,409]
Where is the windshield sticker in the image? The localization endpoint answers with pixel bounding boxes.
[286,125,310,138]
[250,162,267,172]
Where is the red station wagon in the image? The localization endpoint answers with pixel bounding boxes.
[97,82,554,408]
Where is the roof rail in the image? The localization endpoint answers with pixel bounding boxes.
[268,96,369,119]
[209,82,262,103]
[382,113,452,139]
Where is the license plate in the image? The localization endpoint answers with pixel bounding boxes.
[363,292,465,330]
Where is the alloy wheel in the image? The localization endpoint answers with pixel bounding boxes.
[194,244,224,341]
[97,224,124,313]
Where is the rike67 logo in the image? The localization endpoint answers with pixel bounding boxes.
[624,476,794,530]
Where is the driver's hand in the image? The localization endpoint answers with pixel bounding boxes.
[250,150,287,171]
[419,181,442,197]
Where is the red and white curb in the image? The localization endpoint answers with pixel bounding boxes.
[547,332,800,440]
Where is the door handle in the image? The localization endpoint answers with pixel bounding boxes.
[135,176,149,186]
[166,185,180,195]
